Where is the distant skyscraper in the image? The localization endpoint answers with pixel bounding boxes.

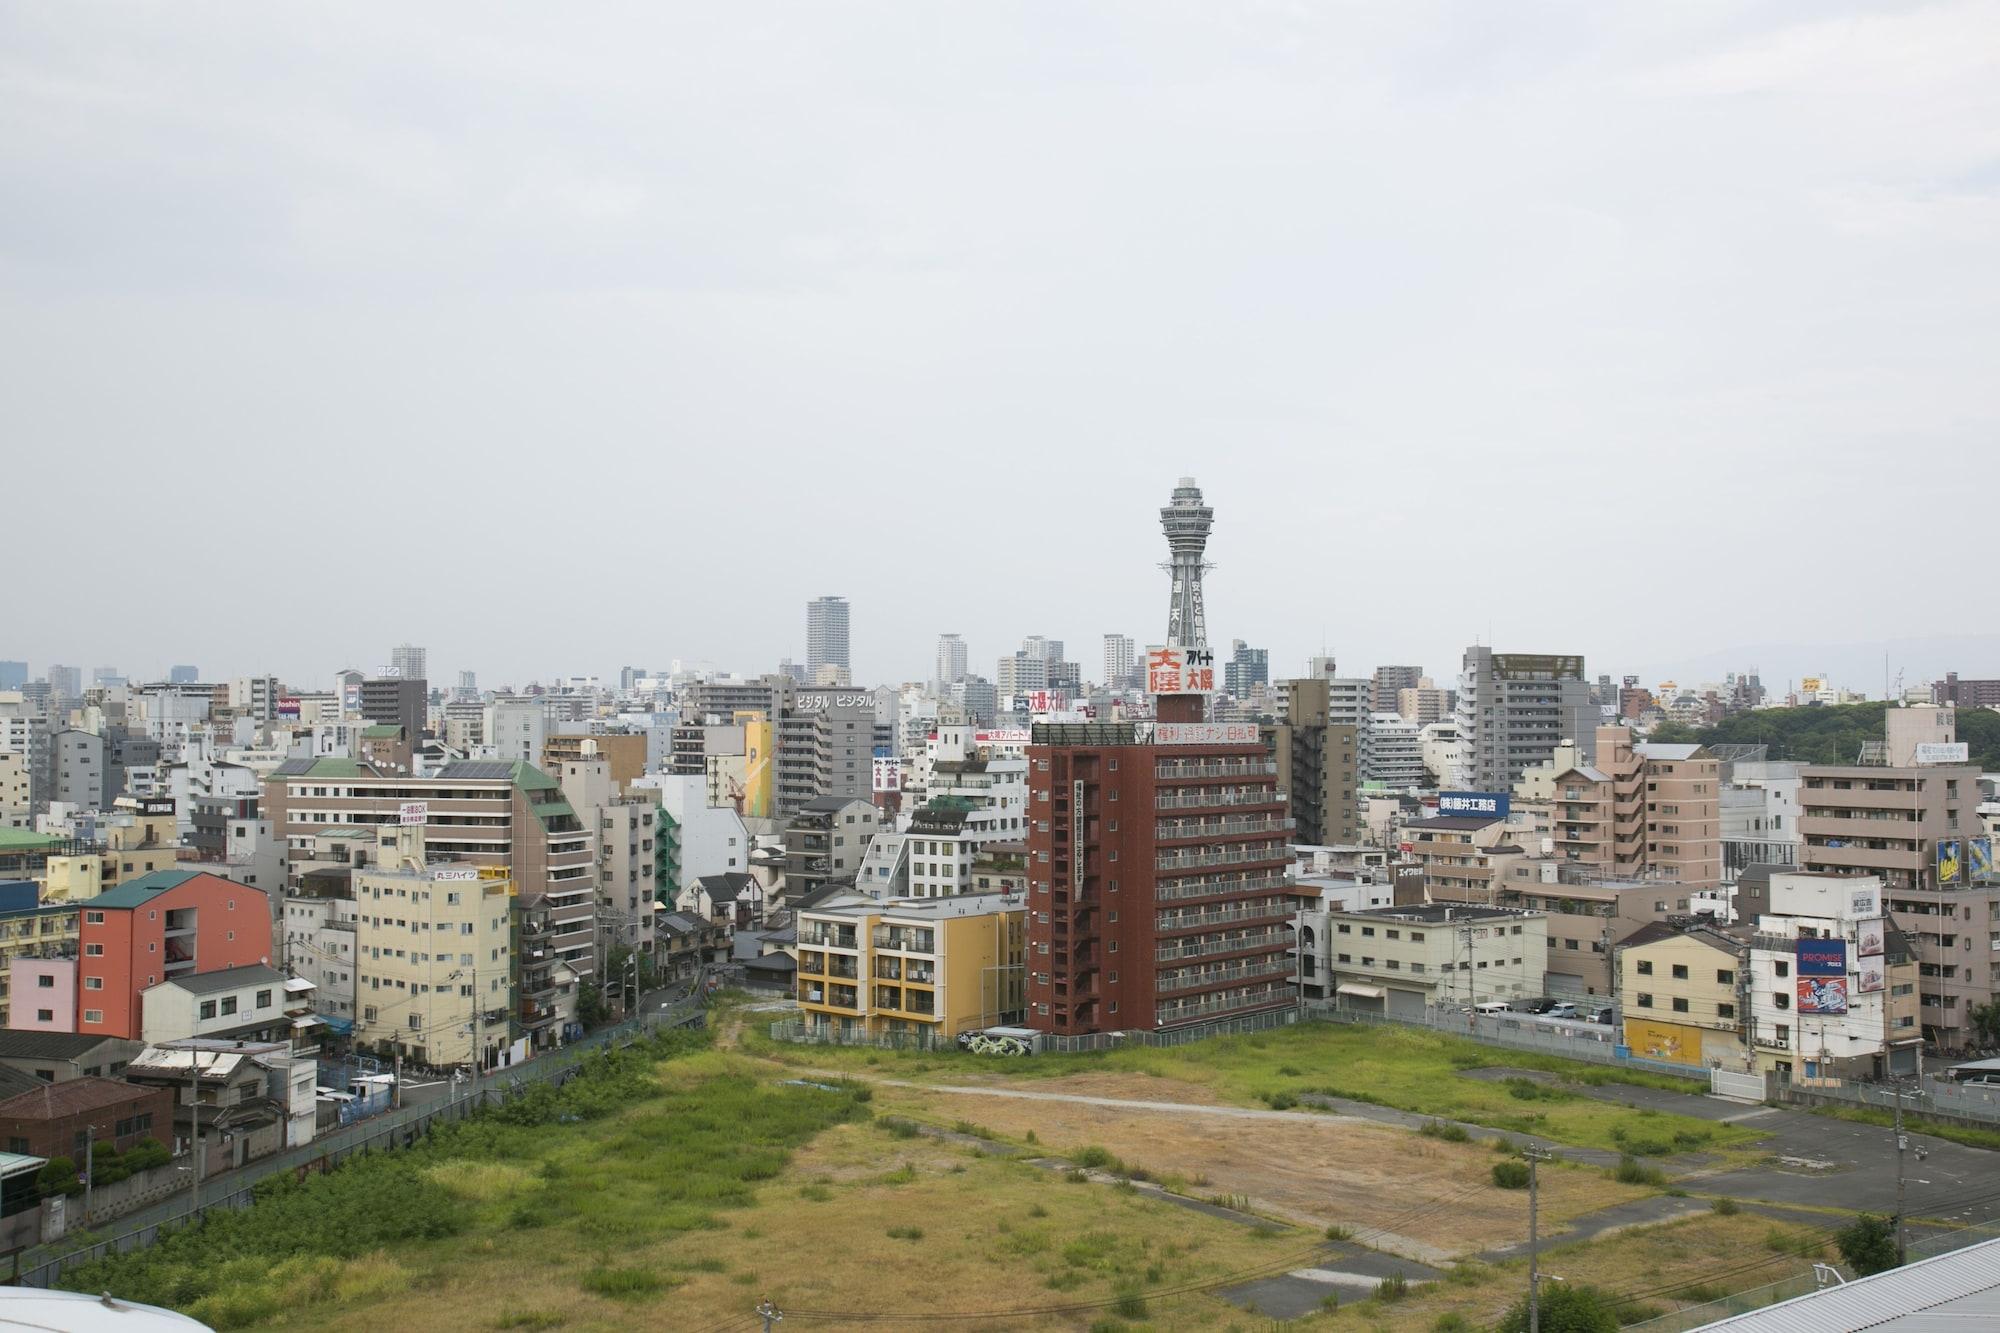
[45,665,81,700]
[1223,640,1268,699]
[0,662,25,691]
[392,643,428,681]
[1370,665,1422,714]
[806,596,850,676]
[1103,635,1135,688]
[92,667,124,688]
[935,634,968,687]
[1160,477,1214,648]
[168,665,199,684]
[457,670,479,701]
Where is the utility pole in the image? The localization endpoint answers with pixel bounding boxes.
[756,1299,783,1333]
[187,1054,205,1219]
[1894,1080,1909,1266]
[1526,1147,1552,1333]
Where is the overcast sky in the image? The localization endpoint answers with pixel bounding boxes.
[5,3,1997,696]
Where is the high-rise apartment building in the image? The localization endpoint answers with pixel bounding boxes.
[1453,647,1595,791]
[1271,678,1362,845]
[775,686,875,815]
[1223,641,1269,700]
[806,596,851,676]
[1371,666,1422,715]
[935,634,968,687]
[227,675,280,723]
[1397,682,1450,727]
[1103,635,1135,689]
[1540,725,1722,888]
[391,643,427,682]
[46,665,82,701]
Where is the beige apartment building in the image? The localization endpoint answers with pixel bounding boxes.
[1313,903,1547,1015]
[262,757,596,978]
[1269,678,1362,846]
[352,826,514,1070]
[1798,706,1994,1049]
[1404,815,1527,903]
[1526,726,1720,889]
[1616,922,1750,1067]
[1490,860,1689,996]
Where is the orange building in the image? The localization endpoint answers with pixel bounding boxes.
[77,869,273,1040]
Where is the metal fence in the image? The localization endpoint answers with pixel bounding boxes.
[1305,1002,1709,1082]
[769,1004,1303,1056]
[1773,1072,2000,1128]
[12,1001,706,1289]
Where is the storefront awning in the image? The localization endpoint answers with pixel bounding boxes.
[1336,983,1386,999]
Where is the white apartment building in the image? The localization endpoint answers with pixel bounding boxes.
[482,700,547,765]
[1308,903,1548,1015]
[1721,759,1802,885]
[284,892,358,1023]
[1364,713,1425,790]
[554,747,658,961]
[1747,871,1921,1081]
[639,773,751,890]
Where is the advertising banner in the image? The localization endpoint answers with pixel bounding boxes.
[1856,959,1886,994]
[1438,791,1510,819]
[1155,722,1261,746]
[1939,839,1964,886]
[1144,646,1216,695]
[277,696,302,719]
[973,729,1031,746]
[1972,837,1994,883]
[1913,741,1970,765]
[1795,938,1847,977]
[398,801,428,826]
[1798,975,1849,1015]
[871,754,901,794]
[1856,918,1885,958]
[1624,1018,1703,1067]
[1847,882,1880,919]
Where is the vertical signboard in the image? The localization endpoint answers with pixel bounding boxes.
[1144,646,1216,695]
[1939,839,1964,886]
[1796,937,1849,1015]
[1971,837,1994,883]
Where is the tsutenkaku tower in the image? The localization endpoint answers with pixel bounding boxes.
[1160,476,1214,649]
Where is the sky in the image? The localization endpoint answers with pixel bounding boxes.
[4,2,1998,697]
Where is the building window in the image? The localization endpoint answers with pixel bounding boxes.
[1717,1003,1735,1019]
[84,944,104,957]
[255,989,273,1008]
[220,997,238,1016]
[35,975,52,989]
[1717,970,1734,985]
[85,911,104,924]
[1671,997,1689,1013]
[1773,993,1790,1009]
[199,1001,217,1020]
[1636,960,1653,975]
[83,1009,103,1024]
[1671,964,1689,980]
[84,977,102,991]
[1636,993,1654,1008]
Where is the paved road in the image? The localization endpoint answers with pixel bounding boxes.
[869,1078,1374,1125]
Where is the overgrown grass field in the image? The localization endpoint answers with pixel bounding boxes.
[747,1019,1763,1155]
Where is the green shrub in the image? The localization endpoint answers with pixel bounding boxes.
[1260,1090,1299,1110]
[579,1267,670,1301]
[1836,1213,1899,1277]
[1376,1274,1409,1302]
[1491,1161,1530,1189]
[1072,1146,1116,1169]
[1110,1289,1148,1318]
[1325,1224,1353,1241]
[1432,1316,1470,1332]
[879,1117,922,1139]
[1612,1156,1667,1188]
[886,1225,924,1240]
[1494,1280,1621,1332]
[1710,1197,1739,1216]
[1419,1119,1470,1143]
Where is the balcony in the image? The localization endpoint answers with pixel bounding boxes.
[1156,817,1295,841]
[799,926,859,949]
[1157,959,1295,993]
[1154,873,1291,903]
[1156,901,1293,933]
[1157,844,1287,873]
[1155,789,1285,811]
[1156,986,1291,1025]
[1155,760,1278,780]
[1157,929,1291,963]
[871,927,936,953]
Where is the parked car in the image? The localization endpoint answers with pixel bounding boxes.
[1587,1005,1617,1026]
[1958,1072,2000,1086]
[1473,1001,1514,1016]
[1546,1002,1578,1020]
[1523,998,1560,1015]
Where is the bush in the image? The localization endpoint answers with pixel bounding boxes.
[1325,1224,1353,1241]
[1612,1156,1667,1188]
[1710,1197,1740,1216]
[1432,1315,1470,1331]
[1494,1280,1621,1332]
[579,1267,670,1300]
[1419,1119,1470,1143]
[1836,1213,1899,1277]
[1071,1146,1116,1169]
[36,1156,82,1199]
[1109,1289,1147,1319]
[1260,1090,1299,1110]
[1492,1161,1531,1189]
[1376,1274,1409,1302]
[124,1138,171,1172]
[886,1225,924,1241]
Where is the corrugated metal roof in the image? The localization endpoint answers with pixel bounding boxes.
[1695,1236,2000,1331]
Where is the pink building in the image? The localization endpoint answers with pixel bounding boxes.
[8,958,77,1032]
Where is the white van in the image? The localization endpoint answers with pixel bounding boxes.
[1473,1001,1513,1016]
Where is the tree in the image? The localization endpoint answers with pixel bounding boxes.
[1969,1000,2000,1050]
[36,1155,82,1199]
[1644,721,1703,744]
[576,979,607,1029]
[1494,1281,1621,1333]
[1836,1213,1899,1276]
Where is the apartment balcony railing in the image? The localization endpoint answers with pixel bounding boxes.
[871,928,936,953]
[1153,873,1291,903]
[1155,760,1279,780]
[1156,901,1293,933]
[1156,986,1291,1025]
[1156,959,1296,993]
[1156,817,1295,841]
[1156,844,1287,872]
[798,927,858,949]
[1156,929,1291,963]
[1154,789,1285,811]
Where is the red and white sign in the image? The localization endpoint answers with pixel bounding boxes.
[398,802,428,825]
[974,729,1032,745]
[871,756,902,793]
[1026,689,1068,714]
[1155,722,1260,746]
[1145,645,1216,695]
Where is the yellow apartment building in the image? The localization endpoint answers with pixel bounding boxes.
[796,891,1025,1041]
[1616,922,1749,1068]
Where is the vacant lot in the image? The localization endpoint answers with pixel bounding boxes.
[875,1079,1645,1259]
[747,1018,1762,1155]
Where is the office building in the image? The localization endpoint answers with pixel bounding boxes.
[0,664,25,692]
[806,596,851,676]
[1309,903,1546,1014]
[1270,678,1361,846]
[45,666,82,702]
[1103,635,1135,690]
[361,676,426,740]
[935,634,968,687]
[1453,647,1595,791]
[1223,640,1268,700]
[796,890,1026,1040]
[391,643,427,682]
[168,665,199,685]
[775,686,875,815]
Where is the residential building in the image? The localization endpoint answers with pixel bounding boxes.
[1398,683,1451,728]
[1617,922,1750,1068]
[1403,813,1526,904]
[1489,863,1688,997]
[352,825,513,1070]
[46,666,82,704]
[360,677,426,741]
[70,869,273,1041]
[1103,635,1136,690]
[1310,903,1546,1014]
[261,757,595,978]
[391,644,428,683]
[1721,758,1803,886]
[227,676,280,724]
[1371,665,1422,715]
[655,911,729,982]
[483,700,547,766]
[1453,647,1595,791]
[795,890,1025,1040]
[1530,725,1722,888]
[775,687,875,815]
[1364,714,1425,790]
[542,733,648,794]
[0,1029,141,1083]
[781,797,879,902]
[1933,673,2000,709]
[0,902,83,1029]
[122,1037,316,1157]
[638,773,750,892]
[1271,678,1361,846]
[0,1076,172,1162]
[1746,872,1921,1080]
[553,745,657,962]
[935,634,968,688]
[1796,707,1992,1049]
[139,964,312,1047]
[806,596,851,677]
[1223,640,1268,700]
[281,872,357,1028]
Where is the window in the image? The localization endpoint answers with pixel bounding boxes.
[84,944,103,957]
[1636,993,1654,1008]
[1775,961,1789,978]
[199,1000,217,1020]
[1337,923,1351,934]
[1671,997,1689,1013]
[1671,964,1689,980]
[85,911,104,924]
[220,996,238,1016]
[1717,1002,1735,1019]
[1773,992,1790,1009]
[34,975,53,989]
[1717,969,1735,985]
[1636,960,1653,975]
[83,1009,103,1024]
[255,989,273,1008]
[84,977,102,991]
[34,1011,51,1024]
[408,1014,422,1031]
